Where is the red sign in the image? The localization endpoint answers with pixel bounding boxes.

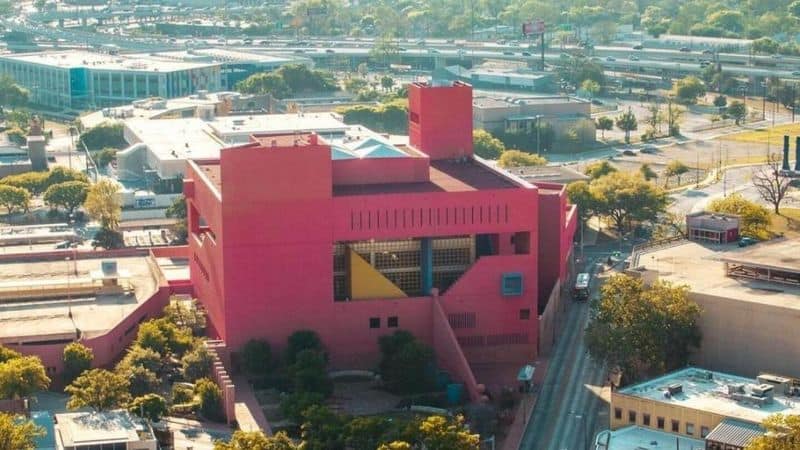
[522,19,545,36]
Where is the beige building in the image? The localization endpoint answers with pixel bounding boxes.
[610,367,796,448]
[633,238,800,378]
[472,95,595,144]
[54,410,157,450]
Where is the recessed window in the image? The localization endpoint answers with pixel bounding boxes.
[643,414,650,426]
[686,423,695,436]
[369,317,380,329]
[502,273,523,296]
[671,420,680,433]
[657,417,665,429]
[614,408,622,420]
[701,426,710,438]
[387,316,398,328]
[519,309,531,320]
[628,410,636,423]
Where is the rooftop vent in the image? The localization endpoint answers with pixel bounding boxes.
[667,383,683,395]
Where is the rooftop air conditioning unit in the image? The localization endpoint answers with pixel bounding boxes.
[752,384,774,397]
[667,384,683,395]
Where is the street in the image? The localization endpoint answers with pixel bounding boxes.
[520,257,609,450]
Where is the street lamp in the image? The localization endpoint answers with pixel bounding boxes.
[65,256,72,319]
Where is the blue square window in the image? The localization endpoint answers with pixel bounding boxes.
[502,273,523,296]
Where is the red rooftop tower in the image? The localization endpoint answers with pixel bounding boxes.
[408,81,473,160]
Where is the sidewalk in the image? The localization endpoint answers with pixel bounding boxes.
[500,358,551,450]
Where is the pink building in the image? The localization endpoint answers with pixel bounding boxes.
[184,81,577,398]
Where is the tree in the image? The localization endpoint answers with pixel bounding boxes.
[674,76,706,105]
[567,181,597,225]
[63,342,93,386]
[344,416,393,450]
[0,345,21,364]
[580,79,601,98]
[472,129,505,160]
[135,318,194,357]
[713,95,728,108]
[596,116,614,139]
[116,345,162,377]
[281,391,326,424]
[378,443,412,450]
[709,193,771,239]
[44,181,89,215]
[195,377,224,422]
[289,349,333,397]
[791,0,800,18]
[665,100,684,137]
[639,163,658,182]
[181,346,213,382]
[119,364,159,398]
[84,179,121,230]
[0,75,28,108]
[94,148,117,168]
[92,228,124,250]
[234,72,292,98]
[0,413,44,450]
[163,298,205,336]
[615,108,638,144]
[129,394,167,422]
[380,75,395,92]
[241,339,272,376]
[0,172,47,195]
[664,160,690,187]
[585,274,702,382]
[78,123,126,150]
[65,369,131,411]
[378,331,435,394]
[286,330,324,365]
[0,185,30,216]
[165,196,188,245]
[746,413,800,450]
[417,415,480,450]
[584,160,617,180]
[752,153,794,214]
[0,356,50,399]
[728,100,747,124]
[590,172,668,234]
[752,37,780,54]
[300,404,348,450]
[497,150,546,168]
[708,10,745,34]
[214,431,299,450]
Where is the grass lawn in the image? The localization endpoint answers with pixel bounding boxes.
[722,123,800,147]
[770,208,800,238]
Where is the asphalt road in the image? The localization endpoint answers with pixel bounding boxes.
[520,258,608,450]
[669,165,762,215]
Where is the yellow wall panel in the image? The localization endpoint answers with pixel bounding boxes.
[348,248,407,300]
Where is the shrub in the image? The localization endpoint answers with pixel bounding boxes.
[62,342,93,385]
[286,330,324,365]
[378,331,435,394]
[195,378,224,422]
[240,339,272,376]
[171,383,194,404]
[280,391,325,423]
[180,346,213,382]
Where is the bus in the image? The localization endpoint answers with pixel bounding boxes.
[574,273,591,301]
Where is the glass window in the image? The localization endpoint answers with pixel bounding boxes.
[519,309,531,320]
[686,423,694,435]
[369,317,380,329]
[502,273,523,296]
[701,426,710,438]
[614,408,622,420]
[628,410,636,423]
[671,420,679,433]
[657,417,665,429]
[388,316,398,328]
[643,414,650,426]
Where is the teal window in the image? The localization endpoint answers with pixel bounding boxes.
[502,273,523,296]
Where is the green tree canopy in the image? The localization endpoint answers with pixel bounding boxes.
[746,413,800,450]
[181,346,213,382]
[0,75,28,108]
[472,129,505,160]
[378,331,435,394]
[727,100,747,124]
[497,150,547,168]
[674,76,707,105]
[417,415,480,450]
[44,181,89,215]
[62,342,93,386]
[708,193,771,239]
[78,123,126,150]
[639,163,658,181]
[129,393,167,422]
[0,355,50,399]
[590,171,668,234]
[0,413,44,450]
[65,369,130,411]
[585,274,702,382]
[615,109,638,144]
[584,160,617,180]
[596,116,614,139]
[195,377,224,422]
[214,431,299,450]
[84,179,121,230]
[0,185,30,216]
[240,339,272,376]
[286,330,325,365]
[300,404,348,450]
[664,160,691,187]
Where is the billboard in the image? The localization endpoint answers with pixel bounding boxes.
[523,19,545,36]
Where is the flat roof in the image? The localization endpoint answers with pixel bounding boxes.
[618,367,800,424]
[125,118,224,161]
[597,426,704,450]
[0,255,158,342]
[0,51,217,72]
[473,95,584,109]
[55,410,153,447]
[153,48,296,65]
[718,238,800,273]
[208,112,350,138]
[333,159,520,196]
[513,165,589,184]
[636,240,800,309]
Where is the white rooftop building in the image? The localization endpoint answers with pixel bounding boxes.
[54,410,157,450]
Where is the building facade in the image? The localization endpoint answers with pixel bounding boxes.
[184,81,577,398]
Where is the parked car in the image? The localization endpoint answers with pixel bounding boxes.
[629,55,640,61]
[55,241,72,249]
[679,46,691,52]
[606,56,616,62]
[633,44,643,50]
[622,150,636,156]
[792,71,800,76]
[522,51,532,56]
[503,51,514,56]
[641,145,657,154]
[738,237,757,247]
